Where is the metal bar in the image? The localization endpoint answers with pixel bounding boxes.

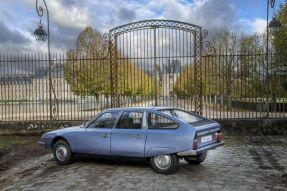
[153,27,158,106]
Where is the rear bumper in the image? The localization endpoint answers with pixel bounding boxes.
[177,141,224,156]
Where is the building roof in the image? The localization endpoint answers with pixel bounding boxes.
[0,75,32,85]
[33,66,65,78]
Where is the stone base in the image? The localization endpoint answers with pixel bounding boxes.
[0,119,286,136]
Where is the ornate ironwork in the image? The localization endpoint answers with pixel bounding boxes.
[109,19,201,35]
[109,19,203,113]
[36,0,46,18]
[109,32,119,108]
[194,30,202,114]
[35,0,59,120]
[95,33,110,59]
[201,30,216,56]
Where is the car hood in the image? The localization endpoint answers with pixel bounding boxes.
[50,125,83,133]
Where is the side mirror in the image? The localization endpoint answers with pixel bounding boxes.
[96,121,105,128]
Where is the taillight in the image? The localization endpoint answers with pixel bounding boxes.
[215,131,222,142]
[193,138,198,150]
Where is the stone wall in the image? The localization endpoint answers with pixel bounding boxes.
[217,119,287,135]
[0,119,286,136]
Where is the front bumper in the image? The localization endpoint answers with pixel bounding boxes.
[177,141,224,156]
[38,141,48,149]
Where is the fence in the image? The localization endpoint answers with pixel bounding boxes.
[0,52,286,121]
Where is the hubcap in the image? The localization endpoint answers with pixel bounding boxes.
[56,145,68,161]
[154,155,171,170]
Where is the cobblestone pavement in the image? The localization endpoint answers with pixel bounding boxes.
[0,136,287,191]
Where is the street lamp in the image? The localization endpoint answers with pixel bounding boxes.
[34,23,47,41]
[265,0,282,117]
[34,0,54,120]
[268,16,282,32]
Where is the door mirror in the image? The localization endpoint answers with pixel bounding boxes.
[95,121,105,128]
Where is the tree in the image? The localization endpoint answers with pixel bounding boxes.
[64,26,157,106]
[64,26,109,103]
[173,29,263,109]
[272,0,287,52]
[270,1,287,97]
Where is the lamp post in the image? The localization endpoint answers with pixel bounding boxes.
[34,0,53,120]
[265,0,282,117]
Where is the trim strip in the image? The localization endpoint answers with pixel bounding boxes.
[197,127,220,136]
[177,141,224,156]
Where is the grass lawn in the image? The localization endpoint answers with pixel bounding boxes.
[0,136,38,150]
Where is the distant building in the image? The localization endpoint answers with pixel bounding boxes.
[165,59,181,74]
[161,59,181,96]
[141,59,181,96]
[0,65,75,101]
[0,74,32,100]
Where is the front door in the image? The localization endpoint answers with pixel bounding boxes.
[111,111,147,157]
[75,111,120,155]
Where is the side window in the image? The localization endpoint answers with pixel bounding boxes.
[147,113,178,129]
[172,110,202,123]
[88,111,119,129]
[116,111,143,129]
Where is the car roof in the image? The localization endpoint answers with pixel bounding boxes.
[105,106,175,112]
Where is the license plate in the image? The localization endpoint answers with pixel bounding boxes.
[201,135,212,143]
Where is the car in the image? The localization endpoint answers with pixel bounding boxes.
[39,107,224,174]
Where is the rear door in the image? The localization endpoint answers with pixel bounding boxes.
[111,111,147,157]
[145,112,180,156]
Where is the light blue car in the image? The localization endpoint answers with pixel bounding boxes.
[39,107,224,174]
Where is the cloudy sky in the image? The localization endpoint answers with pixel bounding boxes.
[0,0,284,55]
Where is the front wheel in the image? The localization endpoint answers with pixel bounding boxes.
[53,140,73,165]
[184,151,207,165]
[150,154,179,174]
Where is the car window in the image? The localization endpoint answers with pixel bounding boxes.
[160,110,173,116]
[160,109,202,123]
[172,109,202,123]
[116,111,143,129]
[147,113,178,129]
[88,111,120,128]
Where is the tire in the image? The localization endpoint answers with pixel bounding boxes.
[150,154,179,174]
[184,151,207,165]
[52,140,73,165]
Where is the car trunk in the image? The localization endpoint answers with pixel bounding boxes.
[190,119,222,149]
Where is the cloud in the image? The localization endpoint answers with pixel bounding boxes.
[249,18,266,33]
[118,7,136,22]
[0,0,239,54]
[240,18,266,33]
[0,21,30,44]
[144,0,236,36]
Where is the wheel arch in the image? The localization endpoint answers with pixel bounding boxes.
[51,136,70,150]
[145,147,177,157]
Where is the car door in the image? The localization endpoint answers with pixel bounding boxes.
[145,112,180,157]
[111,111,147,157]
[74,111,120,155]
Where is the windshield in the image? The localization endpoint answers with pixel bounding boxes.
[160,109,202,123]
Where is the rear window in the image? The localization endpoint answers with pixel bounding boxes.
[148,113,178,129]
[160,109,202,123]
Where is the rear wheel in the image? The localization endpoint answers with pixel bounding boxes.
[53,140,73,165]
[150,154,179,174]
[184,151,207,165]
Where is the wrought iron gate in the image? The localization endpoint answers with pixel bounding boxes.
[2,19,287,121]
[107,19,211,114]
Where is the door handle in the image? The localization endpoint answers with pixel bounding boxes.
[101,133,110,138]
[133,134,143,140]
